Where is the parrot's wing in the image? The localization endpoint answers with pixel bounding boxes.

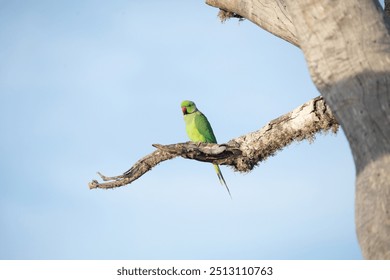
[194,112,218,143]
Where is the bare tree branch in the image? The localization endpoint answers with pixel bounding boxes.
[206,0,299,47]
[207,0,390,47]
[88,96,338,190]
[88,150,177,190]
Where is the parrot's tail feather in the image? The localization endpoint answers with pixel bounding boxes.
[213,164,232,199]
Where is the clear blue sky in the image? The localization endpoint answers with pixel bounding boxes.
[2,0,380,259]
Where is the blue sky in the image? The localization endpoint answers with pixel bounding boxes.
[0,0,374,259]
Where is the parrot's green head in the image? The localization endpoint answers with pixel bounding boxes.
[181,100,197,115]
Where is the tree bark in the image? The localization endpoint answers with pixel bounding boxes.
[207,0,299,46]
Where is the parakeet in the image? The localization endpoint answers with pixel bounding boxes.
[181,100,231,197]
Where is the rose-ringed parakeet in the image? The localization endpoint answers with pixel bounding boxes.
[181,100,231,197]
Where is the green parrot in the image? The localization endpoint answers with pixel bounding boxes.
[181,100,231,197]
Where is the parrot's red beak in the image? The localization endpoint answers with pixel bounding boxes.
[182,107,187,115]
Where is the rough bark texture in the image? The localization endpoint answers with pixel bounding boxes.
[206,0,299,46]
[88,150,176,190]
[89,96,338,189]
[356,155,390,259]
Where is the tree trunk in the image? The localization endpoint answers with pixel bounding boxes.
[285,0,390,259]
[206,0,390,259]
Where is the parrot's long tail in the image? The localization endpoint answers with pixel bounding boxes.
[213,164,232,198]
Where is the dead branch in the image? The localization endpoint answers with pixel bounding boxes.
[207,0,390,48]
[88,96,338,190]
[206,0,299,47]
[88,150,177,190]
